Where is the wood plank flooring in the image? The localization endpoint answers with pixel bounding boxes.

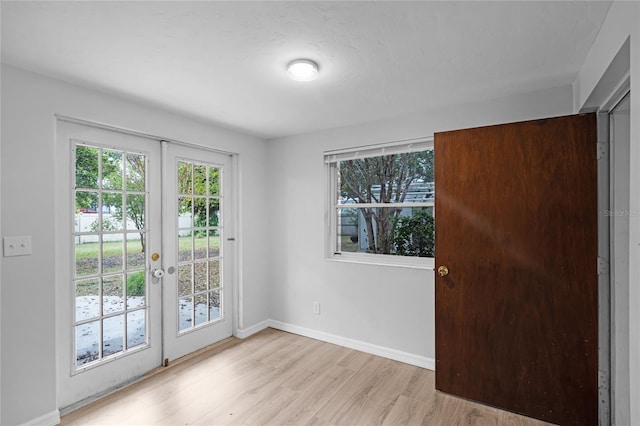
[61,328,552,425]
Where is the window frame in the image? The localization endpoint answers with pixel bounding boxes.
[325,137,435,270]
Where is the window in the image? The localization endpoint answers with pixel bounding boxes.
[326,138,434,268]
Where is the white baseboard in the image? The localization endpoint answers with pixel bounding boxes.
[235,319,270,339]
[268,320,435,370]
[236,319,434,370]
[19,409,60,426]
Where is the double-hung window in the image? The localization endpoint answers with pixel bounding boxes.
[325,137,435,269]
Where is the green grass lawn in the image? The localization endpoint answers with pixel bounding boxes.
[75,235,219,259]
[75,235,222,295]
[340,235,359,252]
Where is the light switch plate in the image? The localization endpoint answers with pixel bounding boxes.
[3,236,32,257]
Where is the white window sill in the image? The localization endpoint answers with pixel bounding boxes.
[328,252,435,270]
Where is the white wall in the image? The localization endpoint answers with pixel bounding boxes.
[266,85,574,366]
[574,2,640,425]
[0,65,270,426]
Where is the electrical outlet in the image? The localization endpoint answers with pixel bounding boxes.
[3,236,32,257]
[312,301,320,315]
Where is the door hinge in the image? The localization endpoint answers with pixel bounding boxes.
[597,142,608,160]
[598,370,608,390]
[598,369,611,426]
[597,257,609,275]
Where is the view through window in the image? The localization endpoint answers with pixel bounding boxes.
[327,139,434,265]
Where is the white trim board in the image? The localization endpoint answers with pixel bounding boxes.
[18,410,60,426]
[235,319,270,339]
[236,319,435,370]
[265,320,435,370]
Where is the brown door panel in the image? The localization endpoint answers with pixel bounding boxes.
[434,114,598,425]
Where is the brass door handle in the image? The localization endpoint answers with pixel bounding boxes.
[437,266,449,277]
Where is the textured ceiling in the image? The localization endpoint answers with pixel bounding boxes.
[1,1,611,139]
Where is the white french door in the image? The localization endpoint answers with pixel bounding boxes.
[56,120,163,409]
[161,143,233,362]
[56,120,234,409]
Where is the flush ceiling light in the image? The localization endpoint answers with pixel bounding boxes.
[287,59,319,82]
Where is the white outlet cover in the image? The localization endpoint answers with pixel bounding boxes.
[3,236,32,257]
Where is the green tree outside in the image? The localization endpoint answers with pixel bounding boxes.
[338,150,434,255]
[75,145,147,252]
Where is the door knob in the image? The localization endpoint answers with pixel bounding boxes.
[152,268,165,278]
[437,266,449,277]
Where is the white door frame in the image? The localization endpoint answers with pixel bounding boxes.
[603,83,631,426]
[591,77,630,426]
[577,32,632,424]
[596,110,612,426]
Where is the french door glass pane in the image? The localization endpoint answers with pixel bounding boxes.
[194,233,207,260]
[178,162,192,194]
[194,294,208,326]
[176,160,224,333]
[178,197,192,228]
[126,310,146,348]
[76,320,99,366]
[179,297,193,330]
[208,199,220,227]
[193,165,207,195]
[103,275,124,315]
[101,150,123,190]
[75,191,98,216]
[178,236,192,262]
[75,278,99,322]
[178,264,192,298]
[104,193,124,231]
[126,153,145,191]
[194,197,207,227]
[209,168,220,196]
[209,290,221,321]
[103,239,123,273]
[126,235,145,269]
[126,194,145,230]
[208,260,220,289]
[73,143,149,368]
[194,262,207,292]
[75,146,99,189]
[75,237,99,277]
[126,271,145,309]
[103,315,124,356]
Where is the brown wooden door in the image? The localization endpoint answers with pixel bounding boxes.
[434,114,598,425]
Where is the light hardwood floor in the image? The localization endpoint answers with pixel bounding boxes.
[61,328,552,425]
